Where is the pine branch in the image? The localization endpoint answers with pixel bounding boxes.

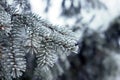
[12,13,78,58]
[10,20,26,78]
[0,2,78,79]
[1,17,26,79]
[10,13,78,80]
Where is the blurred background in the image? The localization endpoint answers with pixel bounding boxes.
[1,0,120,80]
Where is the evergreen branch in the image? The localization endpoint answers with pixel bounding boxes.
[0,3,78,79]
[11,13,78,80]
[1,19,26,79]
